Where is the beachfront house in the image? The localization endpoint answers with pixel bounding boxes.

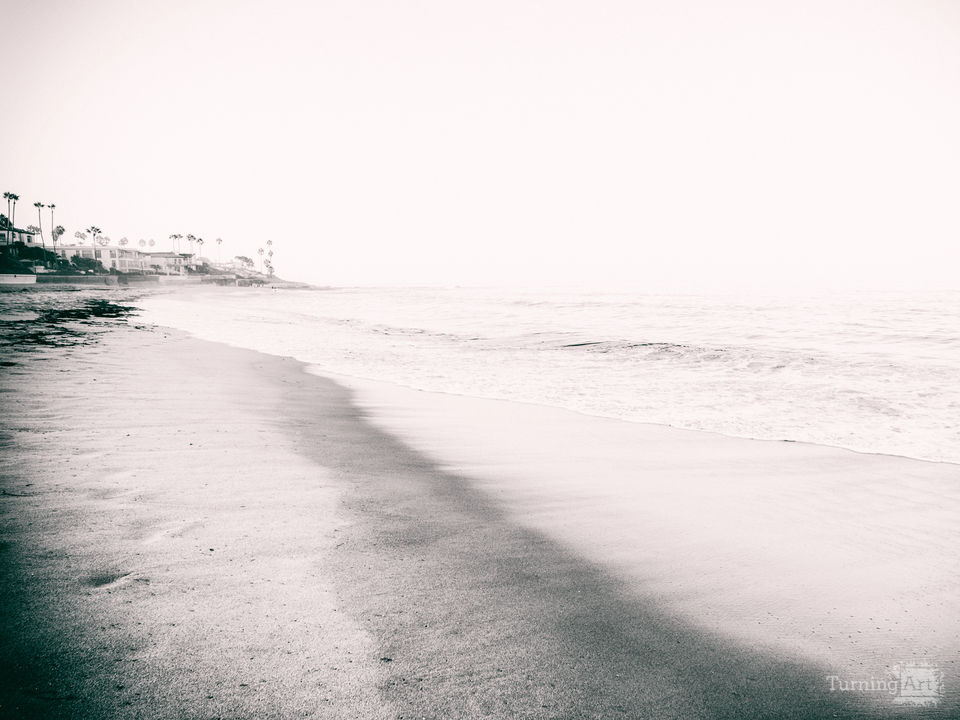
[0,224,37,245]
[55,244,197,274]
[56,244,143,273]
[142,251,193,274]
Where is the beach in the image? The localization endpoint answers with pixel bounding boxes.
[1,288,957,718]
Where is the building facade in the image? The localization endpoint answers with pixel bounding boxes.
[0,227,37,245]
[56,245,196,274]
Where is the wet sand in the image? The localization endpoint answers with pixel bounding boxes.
[0,292,955,718]
[341,375,960,681]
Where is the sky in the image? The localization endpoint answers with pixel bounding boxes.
[2,0,959,292]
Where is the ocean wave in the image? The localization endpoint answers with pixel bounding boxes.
[136,287,960,464]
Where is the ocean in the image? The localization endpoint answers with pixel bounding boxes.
[138,286,960,465]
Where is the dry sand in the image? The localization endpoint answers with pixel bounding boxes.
[0,290,955,718]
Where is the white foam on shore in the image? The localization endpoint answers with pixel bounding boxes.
[324,369,960,679]
[135,286,960,464]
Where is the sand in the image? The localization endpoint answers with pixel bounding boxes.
[0,290,956,718]
[339,375,960,678]
[0,303,393,719]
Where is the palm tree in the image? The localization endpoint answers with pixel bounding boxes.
[47,203,56,248]
[53,225,65,250]
[119,237,129,248]
[86,226,102,247]
[196,237,204,257]
[186,234,196,255]
[2,192,11,243]
[169,233,182,252]
[3,192,13,245]
[5,192,19,245]
[31,202,48,265]
[215,237,222,264]
[74,230,87,245]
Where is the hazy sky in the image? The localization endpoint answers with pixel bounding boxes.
[2,0,958,291]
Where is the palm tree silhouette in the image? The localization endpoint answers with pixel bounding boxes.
[169,233,182,252]
[86,226,102,247]
[215,237,222,264]
[2,192,12,244]
[48,204,56,249]
[32,202,47,264]
[3,192,19,244]
[186,234,196,255]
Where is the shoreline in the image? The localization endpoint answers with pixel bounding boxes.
[0,293,955,717]
[318,366,960,468]
[135,285,960,467]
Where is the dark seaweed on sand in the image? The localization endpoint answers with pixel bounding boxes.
[37,299,136,323]
[0,293,138,351]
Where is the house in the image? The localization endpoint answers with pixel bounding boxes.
[55,244,200,274]
[141,251,193,275]
[57,244,137,272]
[56,244,147,273]
[0,224,37,245]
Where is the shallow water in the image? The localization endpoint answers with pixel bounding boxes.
[139,286,960,464]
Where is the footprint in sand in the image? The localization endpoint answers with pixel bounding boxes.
[142,519,204,544]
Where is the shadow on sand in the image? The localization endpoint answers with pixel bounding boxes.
[278,371,939,719]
